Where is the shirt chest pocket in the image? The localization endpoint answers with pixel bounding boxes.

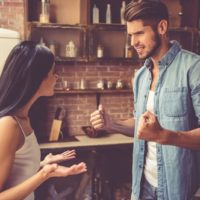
[162,88,188,117]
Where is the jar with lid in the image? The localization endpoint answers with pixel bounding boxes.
[66,41,77,57]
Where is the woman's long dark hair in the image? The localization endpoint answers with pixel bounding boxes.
[0,40,54,117]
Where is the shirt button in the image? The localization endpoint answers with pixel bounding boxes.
[139,164,143,168]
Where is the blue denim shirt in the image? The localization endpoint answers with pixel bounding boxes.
[132,41,200,200]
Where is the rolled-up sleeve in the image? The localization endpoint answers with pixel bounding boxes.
[189,60,200,126]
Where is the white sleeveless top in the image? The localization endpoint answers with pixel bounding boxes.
[5,117,41,200]
[144,91,158,187]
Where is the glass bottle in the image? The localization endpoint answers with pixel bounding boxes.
[106,4,111,24]
[97,45,104,58]
[39,0,50,23]
[120,1,126,24]
[93,4,99,24]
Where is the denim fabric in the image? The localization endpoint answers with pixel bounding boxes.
[140,177,157,200]
[131,41,200,200]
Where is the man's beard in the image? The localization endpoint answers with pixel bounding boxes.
[143,31,161,60]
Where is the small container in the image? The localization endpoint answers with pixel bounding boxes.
[125,43,133,58]
[97,45,103,58]
[106,4,111,24]
[107,81,113,89]
[120,1,126,24]
[39,0,50,23]
[49,43,56,55]
[66,41,77,57]
[92,4,99,24]
[116,79,124,89]
[80,79,86,90]
[40,37,46,47]
[97,80,104,90]
[62,80,68,90]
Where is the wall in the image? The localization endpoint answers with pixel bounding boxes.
[0,0,138,140]
[0,0,25,39]
[40,64,137,139]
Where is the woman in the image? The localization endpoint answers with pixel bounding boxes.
[0,41,87,200]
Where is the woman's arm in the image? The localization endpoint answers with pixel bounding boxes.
[0,163,87,200]
[0,117,87,200]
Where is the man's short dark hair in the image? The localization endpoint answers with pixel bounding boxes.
[124,0,169,23]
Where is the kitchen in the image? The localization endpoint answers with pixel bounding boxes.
[0,0,200,200]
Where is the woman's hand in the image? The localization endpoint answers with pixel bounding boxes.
[40,150,76,167]
[41,162,87,178]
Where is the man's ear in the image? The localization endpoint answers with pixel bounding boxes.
[157,19,168,35]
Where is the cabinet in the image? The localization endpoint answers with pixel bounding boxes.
[28,23,88,61]
[26,0,200,59]
[26,0,138,62]
[35,134,133,200]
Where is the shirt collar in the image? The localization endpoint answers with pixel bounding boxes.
[144,40,181,69]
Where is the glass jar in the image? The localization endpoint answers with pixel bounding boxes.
[39,0,50,23]
[97,45,104,58]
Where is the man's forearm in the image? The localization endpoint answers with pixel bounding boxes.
[160,128,200,150]
[107,118,134,137]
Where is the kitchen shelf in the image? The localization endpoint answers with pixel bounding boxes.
[28,22,200,64]
[28,22,87,29]
[54,89,133,95]
[55,56,88,63]
[89,23,126,31]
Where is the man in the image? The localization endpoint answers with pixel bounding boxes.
[90,1,200,200]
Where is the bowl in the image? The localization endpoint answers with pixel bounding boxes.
[81,126,107,138]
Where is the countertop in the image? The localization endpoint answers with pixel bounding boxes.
[39,133,133,150]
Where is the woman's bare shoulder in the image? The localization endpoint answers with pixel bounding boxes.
[0,116,20,141]
[0,116,18,129]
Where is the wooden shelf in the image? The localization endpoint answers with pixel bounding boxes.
[89,23,126,31]
[55,56,139,64]
[169,27,198,33]
[28,22,87,30]
[54,89,133,94]
[55,56,88,63]
[29,22,198,32]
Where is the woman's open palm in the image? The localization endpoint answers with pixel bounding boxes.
[41,150,76,167]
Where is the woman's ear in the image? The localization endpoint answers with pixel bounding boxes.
[158,19,168,36]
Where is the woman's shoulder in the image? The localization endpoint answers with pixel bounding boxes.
[0,116,22,152]
[0,116,20,138]
[0,115,18,127]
